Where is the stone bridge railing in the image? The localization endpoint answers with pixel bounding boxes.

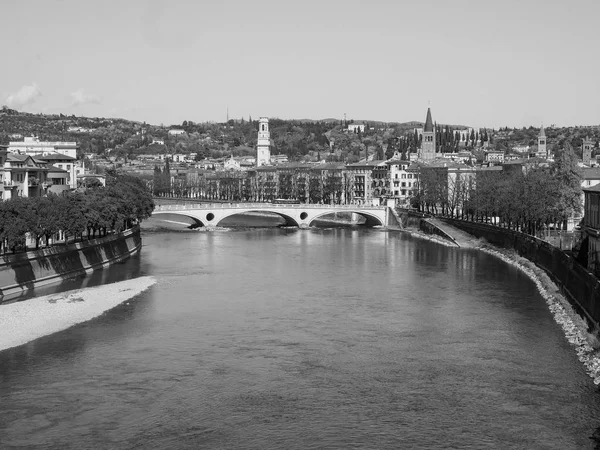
[154,203,387,212]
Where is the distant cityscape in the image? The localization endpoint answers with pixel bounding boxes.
[2,106,599,211]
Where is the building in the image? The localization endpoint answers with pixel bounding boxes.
[386,160,419,204]
[485,150,505,164]
[582,167,600,190]
[46,165,71,194]
[347,124,365,134]
[1,152,50,199]
[512,145,530,154]
[168,129,186,136]
[583,136,594,166]
[582,184,600,275]
[419,108,436,160]
[537,125,547,159]
[224,155,241,171]
[36,154,77,189]
[270,154,288,164]
[346,160,387,205]
[8,136,78,159]
[256,117,271,167]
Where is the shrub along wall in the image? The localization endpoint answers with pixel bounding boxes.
[0,226,141,301]
[442,218,600,332]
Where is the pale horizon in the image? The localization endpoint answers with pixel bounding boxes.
[2,0,599,129]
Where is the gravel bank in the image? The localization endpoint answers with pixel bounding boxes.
[0,277,156,352]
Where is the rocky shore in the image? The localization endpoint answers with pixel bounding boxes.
[0,277,156,352]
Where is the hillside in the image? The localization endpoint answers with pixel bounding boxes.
[1,107,598,163]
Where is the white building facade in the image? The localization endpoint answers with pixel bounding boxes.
[8,136,78,159]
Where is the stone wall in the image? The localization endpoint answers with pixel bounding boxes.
[442,219,600,332]
[0,227,141,300]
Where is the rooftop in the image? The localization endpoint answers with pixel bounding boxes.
[37,153,76,161]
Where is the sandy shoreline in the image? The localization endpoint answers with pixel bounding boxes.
[0,277,156,352]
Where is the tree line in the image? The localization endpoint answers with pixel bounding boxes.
[412,145,583,235]
[0,171,154,254]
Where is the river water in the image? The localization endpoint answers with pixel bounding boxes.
[1,223,600,449]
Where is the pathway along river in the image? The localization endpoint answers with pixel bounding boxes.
[1,220,600,449]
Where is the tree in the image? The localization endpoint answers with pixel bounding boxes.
[550,143,583,228]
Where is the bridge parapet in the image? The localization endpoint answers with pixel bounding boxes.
[154,203,387,212]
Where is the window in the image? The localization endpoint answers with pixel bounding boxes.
[67,165,71,170]
[401,174,406,179]
[395,173,398,179]
[401,182,406,187]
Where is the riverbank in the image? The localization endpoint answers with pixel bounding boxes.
[0,226,142,301]
[475,243,600,384]
[0,276,156,352]
[405,222,600,385]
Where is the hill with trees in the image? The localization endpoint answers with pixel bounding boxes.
[1,106,598,164]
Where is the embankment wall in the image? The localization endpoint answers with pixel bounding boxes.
[397,209,457,245]
[0,226,141,301]
[441,219,600,332]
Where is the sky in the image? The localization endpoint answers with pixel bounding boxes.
[1,0,599,129]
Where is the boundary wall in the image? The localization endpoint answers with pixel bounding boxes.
[441,219,600,332]
[0,226,141,301]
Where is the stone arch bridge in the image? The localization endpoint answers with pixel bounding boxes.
[152,203,401,228]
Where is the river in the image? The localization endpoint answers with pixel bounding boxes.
[1,223,599,449]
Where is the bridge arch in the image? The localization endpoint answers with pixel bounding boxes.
[308,210,384,227]
[151,211,206,228]
[215,209,300,227]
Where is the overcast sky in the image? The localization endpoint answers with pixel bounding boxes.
[1,0,598,128]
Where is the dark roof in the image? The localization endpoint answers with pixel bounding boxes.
[47,165,68,174]
[424,108,434,132]
[37,153,76,161]
[583,168,600,180]
[6,153,28,162]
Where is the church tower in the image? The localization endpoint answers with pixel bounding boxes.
[583,136,593,166]
[537,125,547,159]
[419,107,436,160]
[256,117,271,167]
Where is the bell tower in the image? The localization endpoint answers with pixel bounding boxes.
[419,107,436,160]
[256,117,270,167]
[583,136,593,166]
[538,125,547,159]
